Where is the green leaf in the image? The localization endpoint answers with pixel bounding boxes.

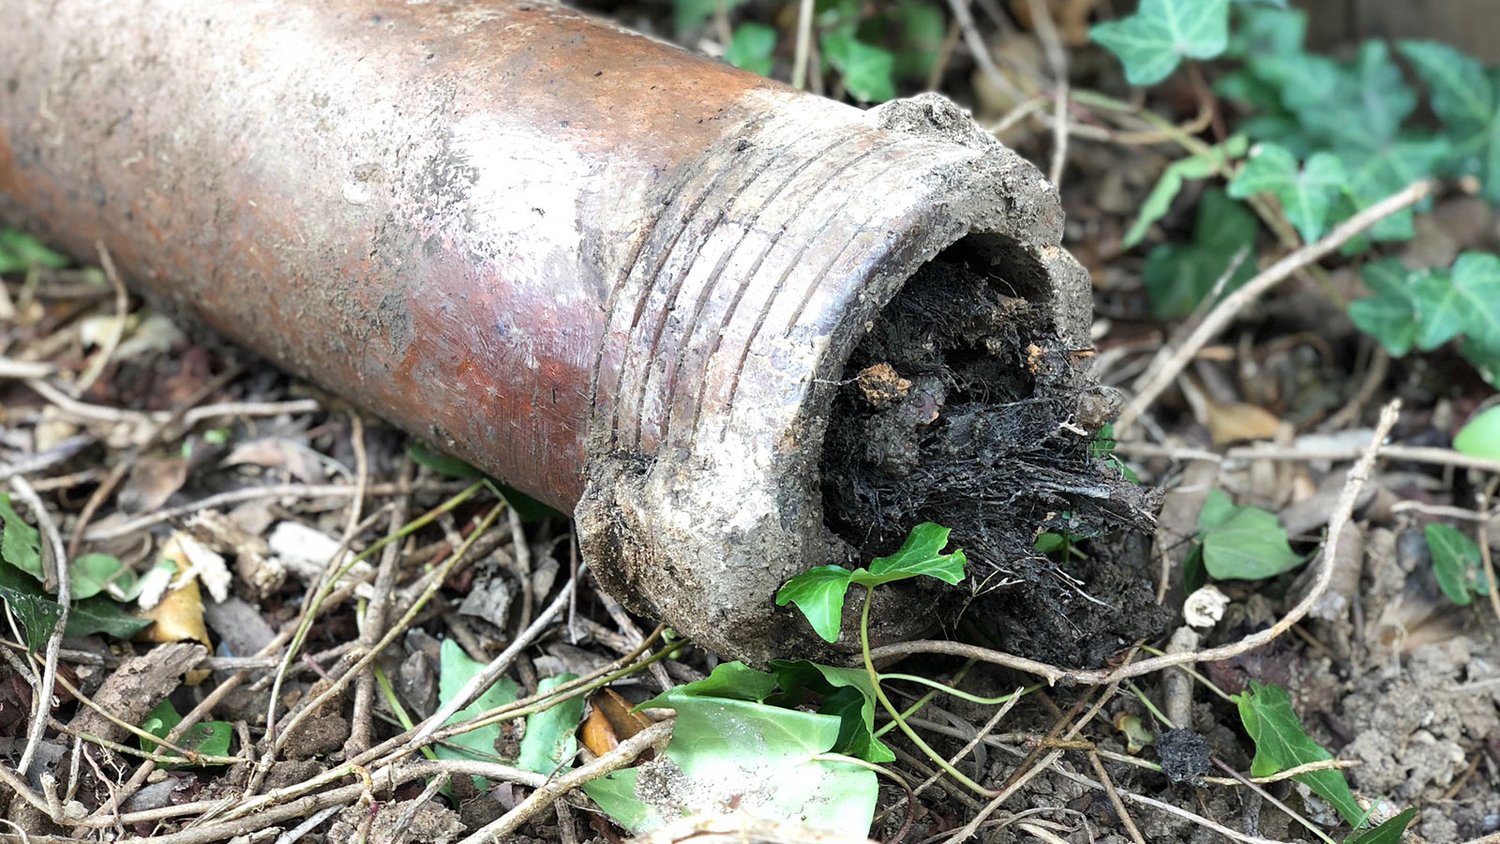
[1224,5,1304,60]
[1341,135,1449,243]
[768,659,893,763]
[890,1,946,81]
[1195,488,1241,532]
[1090,0,1230,86]
[1348,259,1423,357]
[1425,523,1488,606]
[724,23,777,76]
[856,522,967,586]
[1196,490,1305,580]
[0,229,69,274]
[776,566,854,643]
[1228,143,1347,243]
[0,493,43,581]
[1399,41,1500,202]
[1236,681,1365,827]
[69,553,139,602]
[671,661,783,703]
[1124,135,1249,249]
[672,0,748,33]
[1280,43,1415,156]
[1142,188,1259,319]
[140,699,233,766]
[821,33,896,103]
[1346,808,1417,844]
[778,523,965,643]
[590,685,877,835]
[516,674,584,776]
[66,595,152,639]
[1448,253,1500,353]
[407,444,483,479]
[436,639,519,786]
[0,560,62,652]
[1183,544,1207,594]
[1454,405,1500,459]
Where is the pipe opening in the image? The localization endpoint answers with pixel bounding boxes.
[819,236,1167,667]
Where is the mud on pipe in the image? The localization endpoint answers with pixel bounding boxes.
[0,0,1156,665]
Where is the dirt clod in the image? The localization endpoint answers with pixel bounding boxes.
[1157,729,1212,785]
[821,254,1164,667]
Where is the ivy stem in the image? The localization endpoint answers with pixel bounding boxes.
[860,586,995,796]
[879,673,1039,706]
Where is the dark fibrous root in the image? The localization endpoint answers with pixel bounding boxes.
[821,253,1168,668]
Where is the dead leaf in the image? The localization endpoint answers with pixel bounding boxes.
[1010,0,1098,46]
[580,688,651,758]
[1113,712,1155,754]
[136,577,211,685]
[1204,398,1284,445]
[118,457,190,515]
[223,437,329,484]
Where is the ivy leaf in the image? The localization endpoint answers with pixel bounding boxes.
[1142,188,1259,319]
[1454,406,1500,459]
[1347,808,1417,844]
[1448,253,1500,352]
[1409,252,1500,354]
[776,566,855,643]
[1228,143,1347,243]
[672,660,783,703]
[1425,523,1489,606]
[1281,43,1414,156]
[1090,0,1231,86]
[671,0,748,33]
[69,553,140,602]
[436,639,519,787]
[0,493,43,581]
[407,443,483,479]
[1196,489,1305,580]
[1236,681,1365,827]
[1341,135,1450,243]
[1124,136,1248,249]
[725,23,777,76]
[1399,41,1500,202]
[0,560,62,652]
[140,699,233,766]
[67,595,153,639]
[0,229,69,274]
[1348,259,1423,357]
[821,33,896,103]
[591,681,876,834]
[769,659,894,763]
[516,674,585,776]
[778,523,967,642]
[891,1,947,81]
[855,522,967,586]
[1224,5,1304,61]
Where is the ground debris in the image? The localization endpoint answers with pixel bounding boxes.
[821,254,1164,667]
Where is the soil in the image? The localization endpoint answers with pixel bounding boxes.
[820,253,1168,667]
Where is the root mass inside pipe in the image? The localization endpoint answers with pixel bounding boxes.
[820,249,1167,668]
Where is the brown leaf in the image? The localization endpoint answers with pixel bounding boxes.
[136,576,212,686]
[1204,399,1285,445]
[580,688,651,758]
[1009,0,1098,46]
[118,457,190,515]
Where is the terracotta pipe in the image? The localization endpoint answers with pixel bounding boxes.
[0,0,1092,663]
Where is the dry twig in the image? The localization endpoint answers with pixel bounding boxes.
[871,401,1400,684]
[1118,181,1430,433]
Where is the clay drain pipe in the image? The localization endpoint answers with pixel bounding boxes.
[0,0,1093,663]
